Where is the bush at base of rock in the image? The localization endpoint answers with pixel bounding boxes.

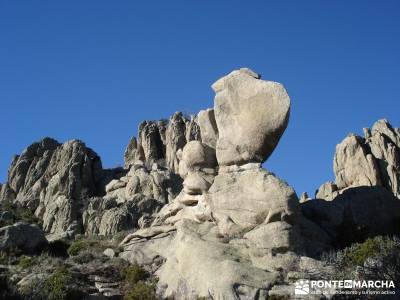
[17,255,34,269]
[71,251,95,264]
[123,281,157,300]
[40,267,83,300]
[67,237,106,256]
[322,235,400,283]
[121,263,150,286]
[119,263,158,300]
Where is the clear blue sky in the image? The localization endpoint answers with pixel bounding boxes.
[1,0,399,196]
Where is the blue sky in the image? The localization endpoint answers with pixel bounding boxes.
[1,0,399,196]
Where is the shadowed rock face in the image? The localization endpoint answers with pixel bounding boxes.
[303,186,400,248]
[0,222,48,254]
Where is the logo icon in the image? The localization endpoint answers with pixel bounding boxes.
[295,280,310,295]
[344,280,353,289]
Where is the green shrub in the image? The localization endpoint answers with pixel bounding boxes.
[342,237,380,266]
[40,267,82,300]
[122,263,150,286]
[72,251,94,264]
[323,235,400,283]
[123,281,157,300]
[67,238,102,256]
[18,255,34,269]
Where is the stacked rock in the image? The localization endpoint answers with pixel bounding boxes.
[119,68,330,299]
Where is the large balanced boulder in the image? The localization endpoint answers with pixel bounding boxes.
[212,68,290,166]
[0,222,48,253]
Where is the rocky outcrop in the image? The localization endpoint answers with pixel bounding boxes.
[334,134,381,189]
[315,182,339,201]
[165,113,188,174]
[119,68,331,299]
[83,164,182,235]
[0,222,47,253]
[317,119,400,200]
[306,119,400,247]
[138,120,167,166]
[123,137,140,169]
[185,115,201,142]
[0,138,104,236]
[0,137,183,237]
[123,112,201,172]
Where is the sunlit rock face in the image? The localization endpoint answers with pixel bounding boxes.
[212,68,290,166]
[119,68,332,299]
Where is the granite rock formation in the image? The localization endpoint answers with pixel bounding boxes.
[305,120,400,247]
[213,68,290,166]
[0,137,182,238]
[124,112,201,172]
[1,68,399,299]
[316,119,400,200]
[0,138,104,237]
[119,68,331,299]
